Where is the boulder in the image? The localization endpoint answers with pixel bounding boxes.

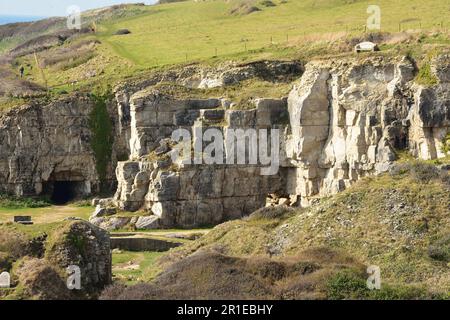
[134,215,160,230]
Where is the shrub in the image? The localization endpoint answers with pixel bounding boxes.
[99,283,127,300]
[0,194,51,209]
[410,162,440,183]
[390,162,441,182]
[114,29,131,35]
[260,0,276,7]
[0,228,30,259]
[249,205,295,220]
[0,252,13,271]
[442,132,450,154]
[13,257,70,300]
[326,270,369,300]
[428,233,450,262]
[415,62,438,86]
[369,284,428,300]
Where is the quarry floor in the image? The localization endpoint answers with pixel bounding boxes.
[0,204,210,285]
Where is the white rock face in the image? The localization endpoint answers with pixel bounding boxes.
[91,55,450,228]
[0,56,447,228]
[285,58,409,201]
[0,95,103,196]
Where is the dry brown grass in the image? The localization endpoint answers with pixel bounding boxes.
[0,227,30,260]
[101,247,364,300]
[12,257,71,300]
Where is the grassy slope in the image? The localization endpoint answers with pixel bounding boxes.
[13,0,449,94]
[98,0,448,66]
[0,205,93,224]
[112,251,164,284]
[161,162,450,295]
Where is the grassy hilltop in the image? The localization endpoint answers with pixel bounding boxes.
[0,0,448,101]
[96,0,448,66]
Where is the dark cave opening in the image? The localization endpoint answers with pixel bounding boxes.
[50,181,77,205]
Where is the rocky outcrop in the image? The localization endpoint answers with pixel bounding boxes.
[45,220,112,295]
[0,55,447,228]
[92,55,449,228]
[0,93,122,198]
[0,95,98,196]
[284,57,414,205]
[0,220,111,299]
[408,55,450,159]
[98,81,289,228]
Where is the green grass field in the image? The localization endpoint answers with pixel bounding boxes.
[14,0,449,94]
[112,250,164,284]
[97,0,449,66]
[0,205,93,224]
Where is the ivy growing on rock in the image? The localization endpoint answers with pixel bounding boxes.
[89,89,114,190]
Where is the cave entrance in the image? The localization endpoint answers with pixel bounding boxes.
[42,171,90,205]
[50,181,77,205]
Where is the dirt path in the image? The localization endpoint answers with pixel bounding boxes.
[0,205,93,224]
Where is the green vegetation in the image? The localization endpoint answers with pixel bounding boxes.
[326,270,432,300]
[97,0,448,67]
[89,90,114,188]
[6,0,448,97]
[0,205,93,224]
[160,161,450,296]
[443,132,450,154]
[112,250,164,284]
[415,61,439,86]
[0,220,111,300]
[0,194,51,209]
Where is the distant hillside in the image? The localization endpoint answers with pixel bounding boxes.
[0,3,149,53]
[0,15,46,25]
[0,0,448,105]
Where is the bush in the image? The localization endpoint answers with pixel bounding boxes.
[369,284,428,300]
[389,162,442,183]
[0,252,13,271]
[410,162,441,183]
[443,132,450,154]
[114,29,131,35]
[100,283,162,300]
[99,283,127,300]
[0,228,30,259]
[13,257,70,300]
[326,270,369,300]
[260,0,276,7]
[428,233,450,262]
[249,205,295,220]
[415,62,438,86]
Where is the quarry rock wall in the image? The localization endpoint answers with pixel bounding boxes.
[0,56,448,228]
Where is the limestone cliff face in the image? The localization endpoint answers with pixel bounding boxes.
[88,56,450,228]
[285,57,415,205]
[92,55,449,228]
[409,55,450,159]
[284,55,448,207]
[0,56,448,228]
[0,94,119,197]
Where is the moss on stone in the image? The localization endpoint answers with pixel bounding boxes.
[89,90,114,189]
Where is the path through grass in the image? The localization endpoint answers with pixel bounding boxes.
[0,205,93,224]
